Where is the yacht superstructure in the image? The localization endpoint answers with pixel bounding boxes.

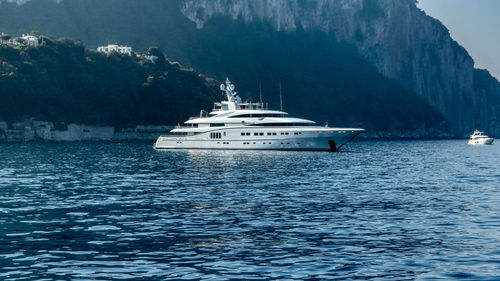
[468,130,494,145]
[154,78,364,151]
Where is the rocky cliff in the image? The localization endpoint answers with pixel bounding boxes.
[181,0,500,137]
[1,0,498,137]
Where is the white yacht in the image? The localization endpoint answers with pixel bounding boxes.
[468,130,494,145]
[154,78,364,151]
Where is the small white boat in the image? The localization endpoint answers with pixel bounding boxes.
[467,130,494,145]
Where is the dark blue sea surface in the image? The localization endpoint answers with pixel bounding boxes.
[0,140,499,280]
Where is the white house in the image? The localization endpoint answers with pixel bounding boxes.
[97,44,132,56]
[21,34,39,47]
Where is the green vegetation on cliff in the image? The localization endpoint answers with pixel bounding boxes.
[0,38,217,127]
[0,0,450,135]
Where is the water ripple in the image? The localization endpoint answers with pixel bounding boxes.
[0,141,499,280]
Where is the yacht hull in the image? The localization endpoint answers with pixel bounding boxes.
[154,127,364,151]
[467,138,494,145]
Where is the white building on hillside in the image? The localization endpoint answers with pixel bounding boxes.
[21,34,39,46]
[97,44,132,56]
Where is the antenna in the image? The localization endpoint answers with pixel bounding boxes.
[259,81,263,109]
[279,80,283,112]
[259,81,263,104]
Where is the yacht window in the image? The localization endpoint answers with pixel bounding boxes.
[254,133,258,136]
[223,132,226,136]
[210,123,224,127]
[241,132,245,136]
[267,132,272,136]
[246,133,251,136]
[259,133,264,136]
[294,132,299,135]
[281,132,284,135]
[273,133,277,135]
[211,132,222,139]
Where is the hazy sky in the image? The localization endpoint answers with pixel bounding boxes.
[417,0,500,79]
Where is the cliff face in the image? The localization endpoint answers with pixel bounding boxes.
[1,0,497,137]
[0,0,449,137]
[181,0,500,137]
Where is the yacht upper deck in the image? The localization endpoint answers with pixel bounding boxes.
[177,78,318,130]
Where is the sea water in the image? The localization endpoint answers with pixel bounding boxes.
[0,140,499,280]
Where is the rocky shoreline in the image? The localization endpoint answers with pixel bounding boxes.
[0,121,173,142]
[0,120,459,142]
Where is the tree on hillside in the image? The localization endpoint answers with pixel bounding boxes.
[0,34,11,41]
[147,46,166,65]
